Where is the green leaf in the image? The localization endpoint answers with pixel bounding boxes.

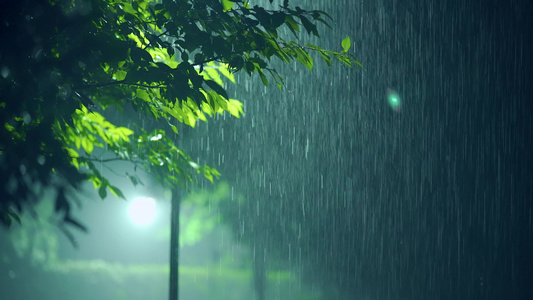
[266,68,285,90]
[270,12,286,29]
[319,51,331,67]
[221,0,234,11]
[10,211,21,224]
[129,175,138,186]
[130,47,153,63]
[162,106,182,121]
[81,138,94,154]
[109,185,125,199]
[4,211,21,227]
[203,66,223,86]
[67,147,79,158]
[299,15,319,36]
[137,89,151,102]
[204,80,229,99]
[64,216,88,232]
[167,46,175,57]
[341,36,351,53]
[295,48,313,71]
[215,63,235,83]
[98,184,107,199]
[226,99,244,118]
[3,214,11,227]
[170,124,178,134]
[258,69,269,87]
[284,16,300,37]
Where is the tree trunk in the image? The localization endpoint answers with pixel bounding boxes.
[169,190,180,300]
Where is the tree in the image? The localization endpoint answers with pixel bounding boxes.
[0,0,358,235]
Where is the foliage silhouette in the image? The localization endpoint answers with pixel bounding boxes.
[0,0,359,235]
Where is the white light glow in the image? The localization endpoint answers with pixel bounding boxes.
[128,197,156,226]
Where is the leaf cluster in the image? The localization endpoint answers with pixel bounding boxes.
[0,0,360,233]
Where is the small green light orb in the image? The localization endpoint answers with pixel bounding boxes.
[386,88,401,111]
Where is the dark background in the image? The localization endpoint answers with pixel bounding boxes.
[188,0,533,299]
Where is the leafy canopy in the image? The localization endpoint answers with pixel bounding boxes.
[0,0,359,232]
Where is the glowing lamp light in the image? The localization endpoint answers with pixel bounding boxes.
[128,197,157,226]
[386,88,401,112]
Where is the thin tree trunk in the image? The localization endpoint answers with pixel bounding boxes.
[253,244,266,300]
[169,190,180,300]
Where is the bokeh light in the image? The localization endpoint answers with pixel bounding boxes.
[386,88,401,112]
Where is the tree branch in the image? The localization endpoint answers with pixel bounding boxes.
[81,156,139,163]
[191,55,224,67]
[143,30,170,50]
[75,80,166,89]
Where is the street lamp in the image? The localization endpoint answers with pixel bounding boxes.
[128,197,157,226]
[128,193,180,300]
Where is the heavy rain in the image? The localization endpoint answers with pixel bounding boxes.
[1,0,532,299]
